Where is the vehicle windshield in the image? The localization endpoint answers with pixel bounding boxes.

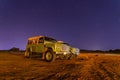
[63,43,70,46]
[45,37,57,42]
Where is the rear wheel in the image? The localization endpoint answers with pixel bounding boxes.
[44,50,56,62]
[25,49,32,58]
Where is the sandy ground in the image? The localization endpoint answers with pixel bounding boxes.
[0,52,120,80]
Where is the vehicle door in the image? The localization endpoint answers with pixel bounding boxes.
[36,37,44,53]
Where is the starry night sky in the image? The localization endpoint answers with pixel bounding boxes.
[0,0,120,50]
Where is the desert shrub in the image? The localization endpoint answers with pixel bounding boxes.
[9,47,20,52]
[108,49,120,54]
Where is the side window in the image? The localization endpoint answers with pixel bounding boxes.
[28,39,38,44]
[27,40,32,44]
[33,39,38,44]
[45,37,49,41]
[39,38,44,43]
[32,40,36,44]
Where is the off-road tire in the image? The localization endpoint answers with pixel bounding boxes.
[59,55,65,60]
[24,49,32,58]
[44,50,56,62]
[68,54,75,60]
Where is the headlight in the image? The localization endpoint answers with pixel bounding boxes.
[64,52,67,55]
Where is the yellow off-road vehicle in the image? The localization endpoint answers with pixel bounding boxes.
[25,36,79,62]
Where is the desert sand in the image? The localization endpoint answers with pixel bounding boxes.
[0,52,120,80]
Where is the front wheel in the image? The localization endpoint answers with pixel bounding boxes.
[44,50,56,62]
[68,54,77,60]
[59,54,70,60]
